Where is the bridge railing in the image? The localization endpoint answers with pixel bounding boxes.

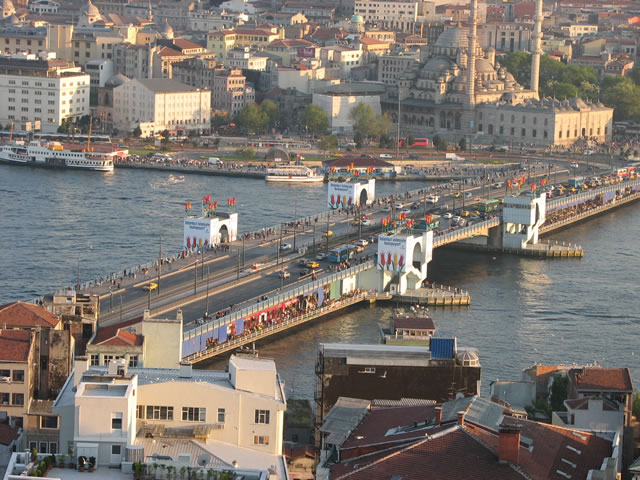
[183,259,375,341]
[433,217,500,247]
[547,178,640,211]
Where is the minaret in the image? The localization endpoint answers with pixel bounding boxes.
[464,0,478,130]
[530,0,543,99]
[147,0,153,22]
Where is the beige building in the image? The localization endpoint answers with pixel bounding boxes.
[0,329,35,436]
[377,50,420,84]
[353,0,419,31]
[0,25,48,55]
[224,47,268,71]
[206,27,284,58]
[560,23,598,38]
[113,43,155,79]
[0,54,90,132]
[113,78,210,136]
[212,67,254,115]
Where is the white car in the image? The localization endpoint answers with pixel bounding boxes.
[426,195,439,204]
[383,206,392,211]
[315,252,328,260]
[400,209,411,215]
[443,212,453,219]
[395,203,404,209]
[356,239,369,247]
[361,219,371,226]
[380,153,393,159]
[280,243,292,251]
[452,215,462,224]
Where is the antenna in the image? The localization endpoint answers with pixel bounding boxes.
[197,454,210,467]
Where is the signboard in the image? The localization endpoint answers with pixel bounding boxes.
[183,218,214,250]
[297,47,316,58]
[377,235,410,272]
[328,182,356,209]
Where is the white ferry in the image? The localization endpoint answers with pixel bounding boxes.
[0,141,115,172]
[265,165,324,183]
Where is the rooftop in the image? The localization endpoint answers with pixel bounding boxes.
[0,328,32,362]
[571,367,633,392]
[136,78,205,93]
[0,301,60,328]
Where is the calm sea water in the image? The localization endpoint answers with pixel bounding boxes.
[1,164,638,396]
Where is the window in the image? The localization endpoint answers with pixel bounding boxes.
[145,405,173,420]
[521,128,526,137]
[12,416,23,429]
[255,409,270,424]
[29,441,37,452]
[90,354,99,366]
[0,369,9,378]
[12,370,24,383]
[253,435,269,445]
[49,443,57,455]
[111,413,122,430]
[39,442,47,454]
[12,393,24,406]
[217,408,225,423]
[182,407,206,422]
[137,405,144,419]
[0,393,9,405]
[41,416,59,429]
[111,445,121,455]
[129,355,138,367]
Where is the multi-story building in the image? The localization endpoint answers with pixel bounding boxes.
[0,329,35,436]
[53,355,287,477]
[478,22,532,52]
[152,46,190,79]
[224,47,268,71]
[0,54,90,132]
[319,45,363,79]
[280,1,335,22]
[86,59,114,88]
[189,10,247,32]
[354,0,418,31]
[29,0,60,14]
[212,67,254,115]
[112,43,155,79]
[172,56,217,91]
[0,25,48,55]
[206,27,284,58]
[377,50,420,84]
[112,78,210,137]
[559,23,599,38]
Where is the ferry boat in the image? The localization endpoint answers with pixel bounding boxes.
[0,140,115,172]
[265,165,324,183]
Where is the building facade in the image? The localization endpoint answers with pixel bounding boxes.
[112,78,210,136]
[354,0,418,31]
[211,68,254,115]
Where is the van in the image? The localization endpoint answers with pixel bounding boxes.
[208,157,223,166]
[380,153,393,159]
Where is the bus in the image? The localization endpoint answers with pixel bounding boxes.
[328,245,357,263]
[477,199,500,213]
[398,137,429,148]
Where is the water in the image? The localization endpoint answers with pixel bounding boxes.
[1,165,638,398]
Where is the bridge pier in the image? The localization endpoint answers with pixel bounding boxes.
[377,231,433,295]
[487,224,503,249]
[502,192,546,249]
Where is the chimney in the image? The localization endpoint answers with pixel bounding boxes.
[176,309,184,326]
[457,411,465,426]
[74,356,89,387]
[498,424,522,465]
[143,309,150,321]
[434,406,443,425]
[179,361,193,378]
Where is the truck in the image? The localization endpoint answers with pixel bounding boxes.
[568,177,584,188]
[445,153,464,161]
[208,157,223,166]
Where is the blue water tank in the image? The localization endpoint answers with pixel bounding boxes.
[430,338,456,359]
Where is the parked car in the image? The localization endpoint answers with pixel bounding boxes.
[361,219,371,226]
[380,153,393,159]
[443,212,453,219]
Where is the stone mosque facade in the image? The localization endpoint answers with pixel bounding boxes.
[382,0,613,147]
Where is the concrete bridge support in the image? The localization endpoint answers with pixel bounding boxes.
[487,224,503,249]
[502,192,546,249]
[377,231,433,295]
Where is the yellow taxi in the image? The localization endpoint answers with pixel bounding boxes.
[323,230,334,238]
[143,282,158,291]
[305,261,320,269]
[143,145,157,150]
[461,210,470,217]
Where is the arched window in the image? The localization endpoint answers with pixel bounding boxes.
[439,111,446,129]
[488,124,494,134]
[454,113,461,130]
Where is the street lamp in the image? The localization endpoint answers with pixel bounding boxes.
[118,292,123,323]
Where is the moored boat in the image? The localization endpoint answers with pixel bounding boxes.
[265,165,324,183]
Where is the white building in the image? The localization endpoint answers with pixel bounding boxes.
[319,45,363,80]
[113,78,210,137]
[353,0,419,31]
[86,59,113,88]
[28,0,60,14]
[53,355,287,477]
[0,54,89,132]
[224,47,268,71]
[313,82,385,134]
[502,192,546,249]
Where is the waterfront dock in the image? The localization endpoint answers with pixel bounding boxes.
[392,285,471,306]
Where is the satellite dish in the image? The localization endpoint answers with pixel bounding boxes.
[197,454,210,467]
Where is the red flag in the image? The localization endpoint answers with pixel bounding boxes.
[531,182,536,191]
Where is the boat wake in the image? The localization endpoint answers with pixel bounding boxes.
[150,174,185,188]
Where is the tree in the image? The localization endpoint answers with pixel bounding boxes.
[379,134,393,148]
[132,125,142,137]
[601,76,640,121]
[161,129,170,145]
[458,137,467,151]
[432,134,448,151]
[234,104,268,134]
[630,66,640,86]
[549,375,569,412]
[299,105,329,135]
[349,102,378,138]
[211,113,230,128]
[406,134,415,150]
[319,135,338,152]
[354,131,364,148]
[260,99,280,131]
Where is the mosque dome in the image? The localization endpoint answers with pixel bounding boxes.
[475,58,495,73]
[424,57,453,73]
[1,0,15,16]
[351,13,363,23]
[435,26,469,49]
[105,73,129,88]
[7,13,19,23]
[456,350,480,366]
[81,0,100,16]
[162,18,174,38]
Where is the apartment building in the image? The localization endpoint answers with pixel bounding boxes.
[112,43,155,79]
[377,51,419,84]
[224,47,268,71]
[53,356,287,477]
[212,68,254,115]
[112,78,210,137]
[0,330,35,435]
[0,25,48,55]
[206,27,284,58]
[354,0,418,31]
[0,54,89,132]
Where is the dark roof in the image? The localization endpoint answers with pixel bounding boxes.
[394,315,435,331]
[0,301,60,328]
[565,396,620,411]
[0,423,20,446]
[571,367,633,392]
[136,78,203,93]
[325,157,394,168]
[0,329,32,362]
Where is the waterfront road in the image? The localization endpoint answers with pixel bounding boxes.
[92,164,587,327]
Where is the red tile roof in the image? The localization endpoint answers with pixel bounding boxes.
[334,426,525,480]
[572,367,633,392]
[92,317,143,347]
[565,396,620,411]
[157,46,188,58]
[0,423,21,446]
[172,38,205,50]
[0,329,32,362]
[326,157,394,168]
[0,302,60,329]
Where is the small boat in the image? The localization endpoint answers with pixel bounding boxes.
[265,165,324,183]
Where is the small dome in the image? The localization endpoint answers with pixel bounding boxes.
[162,18,174,38]
[475,58,495,74]
[456,350,479,366]
[434,26,469,49]
[424,57,452,73]
[105,73,129,87]
[1,0,15,15]
[7,13,19,23]
[351,13,363,23]
[81,0,99,16]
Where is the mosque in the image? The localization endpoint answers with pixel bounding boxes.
[382,0,613,147]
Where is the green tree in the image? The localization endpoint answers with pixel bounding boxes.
[549,375,569,412]
[432,134,448,151]
[132,125,142,137]
[161,129,170,145]
[211,113,230,128]
[234,104,268,134]
[379,134,393,148]
[629,66,640,86]
[260,99,280,130]
[319,135,338,152]
[354,131,364,148]
[633,392,640,419]
[601,76,640,121]
[546,81,579,100]
[299,105,329,135]
[375,113,393,138]
[458,137,467,151]
[405,134,415,150]
[350,102,378,138]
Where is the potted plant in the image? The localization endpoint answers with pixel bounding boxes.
[78,456,85,472]
[31,448,38,464]
[59,454,67,468]
[133,461,143,480]
[88,457,96,473]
